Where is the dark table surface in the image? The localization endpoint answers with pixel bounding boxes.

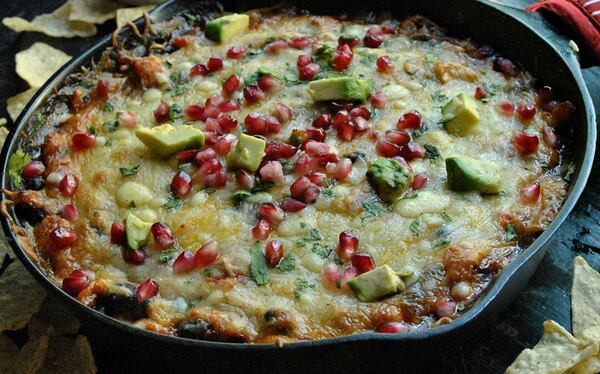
[0,1,599,373]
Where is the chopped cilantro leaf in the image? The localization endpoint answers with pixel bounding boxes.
[361,201,387,223]
[170,83,190,96]
[322,188,335,198]
[35,112,45,125]
[233,190,251,207]
[409,215,422,236]
[103,102,114,112]
[311,243,332,258]
[159,248,178,263]
[424,144,441,160]
[431,91,447,102]
[435,238,451,248]
[250,242,269,285]
[294,279,315,299]
[169,104,183,121]
[106,120,119,132]
[87,126,97,135]
[564,162,576,182]
[304,228,322,242]
[119,164,140,177]
[284,72,301,85]
[505,223,517,241]
[276,254,296,271]
[163,197,183,209]
[104,139,112,147]
[7,148,31,189]
[360,53,378,66]
[441,211,453,223]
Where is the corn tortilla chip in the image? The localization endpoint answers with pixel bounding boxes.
[7,87,38,122]
[12,319,53,374]
[505,320,598,374]
[35,294,81,335]
[0,334,19,373]
[570,327,600,374]
[2,2,97,38]
[572,256,600,337]
[39,335,97,374]
[0,261,46,332]
[16,43,71,87]
[68,0,123,24]
[116,6,155,28]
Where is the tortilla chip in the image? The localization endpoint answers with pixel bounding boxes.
[2,2,97,38]
[569,326,600,374]
[68,0,123,24]
[572,256,600,337]
[0,261,46,332]
[12,319,53,374]
[0,334,19,373]
[7,87,38,122]
[16,43,71,87]
[505,320,598,374]
[35,294,81,335]
[39,335,97,374]
[116,6,155,28]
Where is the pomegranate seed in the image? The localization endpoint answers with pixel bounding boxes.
[265,116,282,134]
[212,134,234,156]
[123,248,146,265]
[305,128,325,144]
[116,111,137,130]
[294,153,313,175]
[259,161,284,185]
[299,63,320,81]
[154,101,170,123]
[197,159,222,180]
[265,240,284,268]
[493,57,518,78]
[171,171,192,198]
[516,102,536,122]
[334,158,352,180]
[513,132,539,155]
[243,85,265,105]
[333,110,351,127]
[433,298,457,318]
[290,176,312,199]
[218,100,240,113]
[227,46,246,59]
[332,45,353,71]
[205,170,228,189]
[336,122,355,141]
[353,117,370,133]
[400,142,425,161]
[351,253,375,274]
[311,153,339,169]
[49,227,78,253]
[411,173,428,190]
[290,36,309,49]
[236,170,256,190]
[215,114,236,133]
[190,63,209,77]
[385,130,411,146]
[206,57,223,73]
[368,129,380,142]
[376,140,400,157]
[136,279,159,303]
[498,101,515,115]
[71,133,96,151]
[264,141,297,160]
[60,204,79,222]
[59,174,78,197]
[306,172,325,186]
[244,112,267,135]
[303,184,321,204]
[222,74,240,96]
[350,106,371,120]
[520,182,541,204]
[273,103,293,123]
[281,197,306,212]
[151,222,175,250]
[252,219,272,241]
[93,79,109,101]
[338,231,358,261]
[475,87,489,100]
[338,36,360,48]
[297,54,313,68]
[195,241,219,267]
[111,222,126,245]
[205,118,223,135]
[321,263,341,290]
[543,127,559,148]
[381,23,399,34]
[258,203,285,225]
[265,40,288,54]
[470,45,494,59]
[363,27,384,48]
[184,104,204,121]
[62,269,94,296]
[397,111,422,130]
[376,55,394,73]
[195,148,217,165]
[305,141,330,157]
[258,75,280,93]
[173,251,196,274]
[377,322,409,334]
[22,161,45,178]
[312,114,332,129]
[176,150,198,164]
[370,91,386,109]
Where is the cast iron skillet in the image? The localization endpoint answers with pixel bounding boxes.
[0,0,596,368]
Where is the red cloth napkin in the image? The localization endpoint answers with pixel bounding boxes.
[525,0,600,61]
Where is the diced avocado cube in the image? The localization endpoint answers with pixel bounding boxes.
[442,93,480,136]
[308,77,372,102]
[125,213,152,250]
[205,14,250,43]
[445,156,501,194]
[366,158,413,202]
[227,134,266,172]
[347,265,405,302]
[135,124,204,157]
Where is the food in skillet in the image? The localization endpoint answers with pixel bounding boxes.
[3,8,577,343]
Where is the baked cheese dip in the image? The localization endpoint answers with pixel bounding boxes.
[4,9,577,343]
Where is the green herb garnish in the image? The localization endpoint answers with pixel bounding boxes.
[106,120,119,132]
[158,248,178,263]
[505,223,517,241]
[294,279,315,299]
[119,164,140,177]
[409,215,422,236]
[311,243,332,258]
[250,242,269,285]
[564,162,576,182]
[304,228,322,242]
[7,148,31,189]
[424,144,441,160]
[163,197,184,209]
[103,102,114,112]
[441,211,453,223]
[276,254,296,272]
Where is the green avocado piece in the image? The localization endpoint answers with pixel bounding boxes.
[366,158,414,202]
[308,77,372,102]
[135,124,204,158]
[227,134,266,172]
[347,265,405,302]
[442,93,480,136]
[205,14,250,43]
[125,213,152,250]
[445,156,501,194]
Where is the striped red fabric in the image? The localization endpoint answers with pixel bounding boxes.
[526,0,600,60]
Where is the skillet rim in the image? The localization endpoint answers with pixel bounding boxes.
[0,0,595,350]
